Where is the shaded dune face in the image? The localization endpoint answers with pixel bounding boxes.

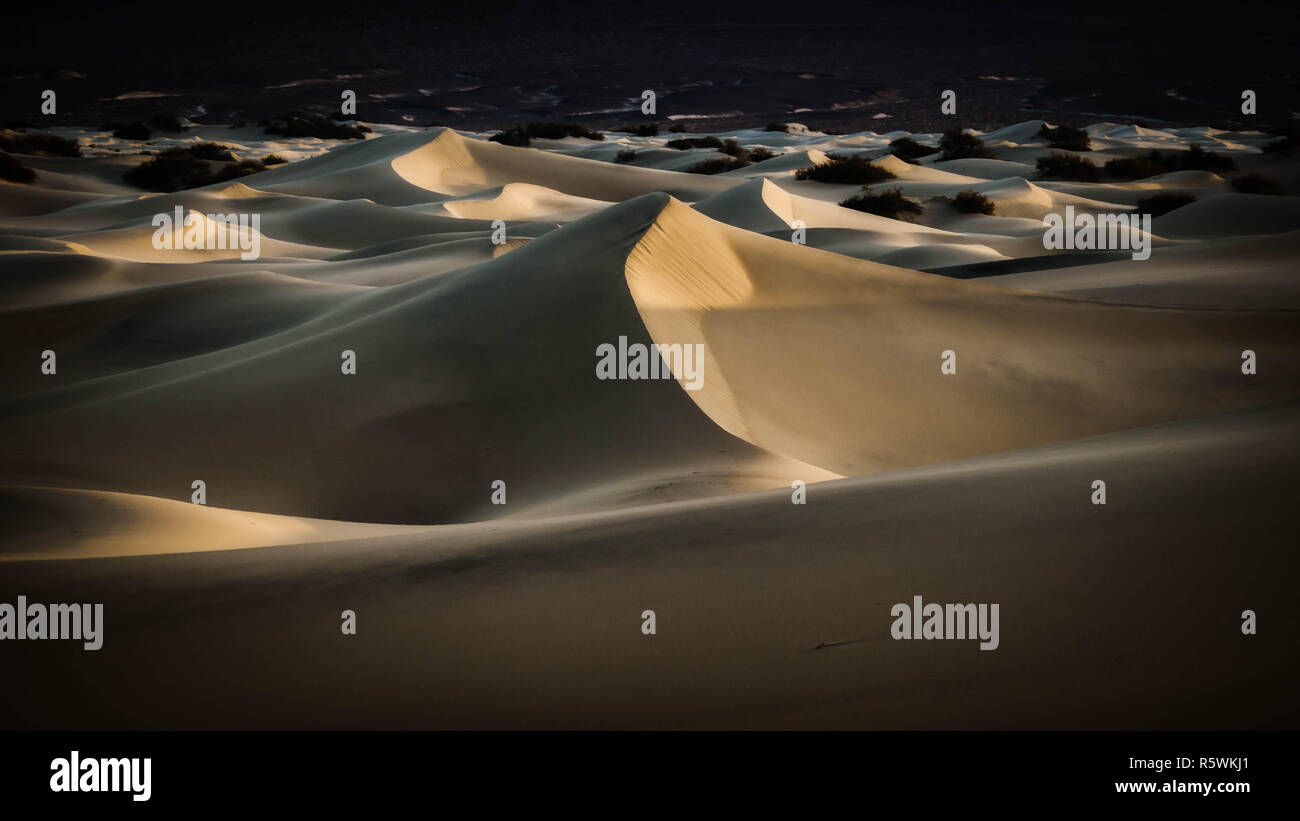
[626,199,1300,475]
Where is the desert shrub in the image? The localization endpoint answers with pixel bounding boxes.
[262,112,370,140]
[260,153,288,165]
[668,123,687,133]
[795,153,896,184]
[0,130,82,157]
[889,136,939,162]
[666,135,724,150]
[1037,123,1091,151]
[490,121,603,146]
[1105,146,1235,179]
[665,137,772,163]
[109,121,151,140]
[148,115,188,133]
[1104,153,1168,180]
[1179,144,1235,172]
[210,159,267,183]
[124,148,213,191]
[1231,173,1284,195]
[686,156,750,174]
[616,123,659,136]
[718,138,748,158]
[489,128,530,147]
[0,150,36,183]
[187,142,237,161]
[764,122,791,132]
[839,186,923,221]
[938,126,992,160]
[945,190,996,215]
[1135,192,1196,216]
[615,147,637,163]
[1036,151,1101,181]
[123,146,265,191]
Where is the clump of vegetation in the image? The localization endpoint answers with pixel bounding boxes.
[261,112,370,140]
[124,148,213,191]
[764,122,791,133]
[260,153,288,165]
[668,136,773,165]
[938,126,992,160]
[615,147,638,163]
[108,121,152,140]
[795,152,896,184]
[123,145,266,192]
[0,150,37,183]
[1135,192,1196,216]
[148,115,189,133]
[1037,123,1091,152]
[667,123,687,133]
[1230,173,1284,195]
[1105,146,1237,180]
[1178,144,1237,172]
[686,156,750,174]
[888,136,939,163]
[718,138,748,158]
[1036,151,1101,181]
[186,142,237,161]
[1103,153,1166,180]
[937,189,996,215]
[839,186,923,221]
[489,121,604,146]
[0,129,82,157]
[666,135,724,150]
[616,123,659,136]
[209,159,268,184]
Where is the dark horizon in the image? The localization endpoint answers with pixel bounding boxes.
[4,1,1299,134]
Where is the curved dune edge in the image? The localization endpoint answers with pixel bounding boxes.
[623,197,1300,476]
[0,486,424,561]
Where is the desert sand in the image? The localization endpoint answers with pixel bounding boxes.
[1,120,1296,728]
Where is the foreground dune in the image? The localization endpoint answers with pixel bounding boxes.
[2,400,1295,728]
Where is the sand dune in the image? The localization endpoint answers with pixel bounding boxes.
[1155,192,1300,239]
[625,198,1299,474]
[1,118,1296,730]
[2,399,1295,728]
[436,182,611,221]
[257,128,738,205]
[0,485,421,560]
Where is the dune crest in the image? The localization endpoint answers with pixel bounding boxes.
[624,198,1300,474]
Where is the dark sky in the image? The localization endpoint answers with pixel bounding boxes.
[4,1,1298,131]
